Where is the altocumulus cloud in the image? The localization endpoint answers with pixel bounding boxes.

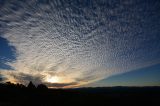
[0,0,160,88]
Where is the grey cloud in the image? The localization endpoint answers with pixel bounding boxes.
[45,82,78,88]
[0,74,2,81]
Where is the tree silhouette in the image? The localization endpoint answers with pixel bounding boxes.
[37,84,48,89]
[6,81,12,85]
[27,81,36,89]
[16,83,25,88]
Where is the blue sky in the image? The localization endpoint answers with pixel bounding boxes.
[0,37,16,70]
[85,64,160,87]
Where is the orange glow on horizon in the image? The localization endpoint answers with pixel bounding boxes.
[46,76,60,83]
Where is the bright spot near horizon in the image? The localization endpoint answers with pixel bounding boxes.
[46,76,60,83]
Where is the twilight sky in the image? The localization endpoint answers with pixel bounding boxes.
[0,0,160,88]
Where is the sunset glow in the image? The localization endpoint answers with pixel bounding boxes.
[46,76,60,83]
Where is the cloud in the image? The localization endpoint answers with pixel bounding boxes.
[0,0,160,88]
[45,82,78,88]
[0,74,2,81]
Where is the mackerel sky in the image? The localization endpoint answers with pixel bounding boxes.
[0,0,160,88]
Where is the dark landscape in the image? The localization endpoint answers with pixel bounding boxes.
[0,82,160,106]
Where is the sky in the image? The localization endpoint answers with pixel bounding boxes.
[85,64,160,87]
[0,0,160,88]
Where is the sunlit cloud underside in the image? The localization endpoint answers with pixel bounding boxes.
[0,0,160,88]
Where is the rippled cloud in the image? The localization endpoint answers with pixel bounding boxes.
[0,0,160,88]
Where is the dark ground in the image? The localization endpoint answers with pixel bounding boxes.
[0,83,160,106]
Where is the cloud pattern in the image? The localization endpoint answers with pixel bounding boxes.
[0,0,160,88]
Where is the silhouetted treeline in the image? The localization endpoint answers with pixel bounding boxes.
[0,81,48,90]
[0,82,160,106]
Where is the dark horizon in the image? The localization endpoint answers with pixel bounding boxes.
[0,82,160,106]
[1,81,160,89]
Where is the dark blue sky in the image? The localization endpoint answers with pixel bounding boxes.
[85,64,160,87]
[0,37,16,70]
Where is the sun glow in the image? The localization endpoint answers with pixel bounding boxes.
[46,76,60,83]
